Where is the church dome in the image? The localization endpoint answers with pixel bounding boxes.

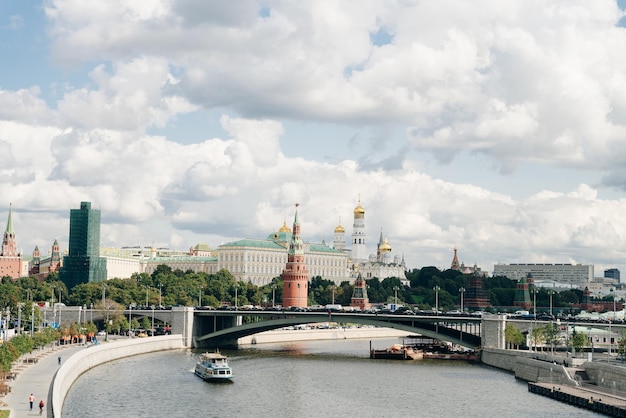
[334,224,345,233]
[278,221,291,233]
[353,201,365,216]
[379,239,392,252]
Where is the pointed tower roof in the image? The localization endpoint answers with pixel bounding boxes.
[450,246,460,271]
[5,204,14,235]
[288,203,304,256]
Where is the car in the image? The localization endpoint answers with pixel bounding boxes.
[97,331,106,336]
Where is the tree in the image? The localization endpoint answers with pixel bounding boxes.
[542,323,560,354]
[568,328,588,358]
[504,324,524,349]
[531,327,545,351]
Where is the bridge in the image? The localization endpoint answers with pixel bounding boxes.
[43,306,625,351]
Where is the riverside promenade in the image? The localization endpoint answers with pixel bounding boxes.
[3,335,184,418]
[3,343,86,417]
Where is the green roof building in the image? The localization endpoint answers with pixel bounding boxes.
[60,201,107,288]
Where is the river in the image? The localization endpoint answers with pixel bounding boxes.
[62,338,601,417]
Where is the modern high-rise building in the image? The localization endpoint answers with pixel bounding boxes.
[604,268,621,283]
[59,201,107,288]
[493,263,593,287]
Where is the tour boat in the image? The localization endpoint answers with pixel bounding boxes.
[195,350,233,382]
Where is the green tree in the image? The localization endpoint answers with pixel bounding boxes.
[568,328,588,358]
[531,327,545,351]
[504,324,524,349]
[542,323,560,354]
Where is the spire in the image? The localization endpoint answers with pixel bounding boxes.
[451,246,460,271]
[378,228,384,245]
[5,204,14,235]
[288,203,304,256]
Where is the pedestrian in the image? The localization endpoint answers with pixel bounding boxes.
[29,393,34,410]
[38,399,44,415]
[58,356,61,365]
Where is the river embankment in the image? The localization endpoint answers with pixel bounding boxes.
[51,335,183,417]
[238,326,408,345]
[482,347,626,416]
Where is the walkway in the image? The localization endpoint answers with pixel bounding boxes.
[3,344,87,418]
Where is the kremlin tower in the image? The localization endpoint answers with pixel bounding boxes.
[282,204,309,308]
[0,205,22,279]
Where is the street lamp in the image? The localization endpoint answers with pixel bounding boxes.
[611,288,616,320]
[159,283,162,308]
[146,285,150,307]
[151,305,155,334]
[433,286,440,315]
[198,285,202,307]
[332,285,336,305]
[393,286,399,307]
[128,304,134,338]
[549,289,554,317]
[234,282,238,309]
[459,287,465,313]
[271,285,276,308]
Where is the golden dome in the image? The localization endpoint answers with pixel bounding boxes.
[334,224,345,233]
[353,199,365,215]
[278,220,291,233]
[379,239,392,252]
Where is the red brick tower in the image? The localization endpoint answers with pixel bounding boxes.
[0,204,22,279]
[450,247,460,271]
[350,274,370,310]
[282,204,309,308]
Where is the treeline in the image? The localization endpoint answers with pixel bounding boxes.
[0,265,588,324]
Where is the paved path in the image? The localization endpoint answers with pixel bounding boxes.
[3,344,86,418]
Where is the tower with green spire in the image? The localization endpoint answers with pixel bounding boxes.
[282,203,309,307]
[0,204,23,279]
[59,202,107,288]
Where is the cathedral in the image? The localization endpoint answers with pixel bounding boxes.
[333,199,407,284]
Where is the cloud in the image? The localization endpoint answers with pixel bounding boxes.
[3,0,626,275]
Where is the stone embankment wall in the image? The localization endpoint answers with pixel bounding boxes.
[52,335,184,417]
[584,361,626,393]
[481,348,578,386]
[238,327,408,345]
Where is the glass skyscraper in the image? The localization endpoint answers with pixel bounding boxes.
[60,201,107,288]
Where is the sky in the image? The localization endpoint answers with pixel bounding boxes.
[2,0,626,276]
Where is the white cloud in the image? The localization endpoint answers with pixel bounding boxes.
[2,0,626,276]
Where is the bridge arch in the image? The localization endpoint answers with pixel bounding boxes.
[192,312,482,349]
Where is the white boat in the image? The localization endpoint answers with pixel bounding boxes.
[195,351,233,382]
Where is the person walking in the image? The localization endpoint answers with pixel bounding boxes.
[38,399,45,415]
[58,356,61,365]
[29,393,34,410]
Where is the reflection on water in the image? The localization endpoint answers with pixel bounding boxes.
[63,338,603,418]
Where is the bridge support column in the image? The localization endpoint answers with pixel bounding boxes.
[171,307,194,347]
[481,314,506,349]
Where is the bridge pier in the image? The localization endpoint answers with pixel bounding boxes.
[192,313,241,349]
[170,307,194,347]
[481,314,506,349]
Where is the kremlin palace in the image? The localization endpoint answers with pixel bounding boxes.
[1,201,408,286]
